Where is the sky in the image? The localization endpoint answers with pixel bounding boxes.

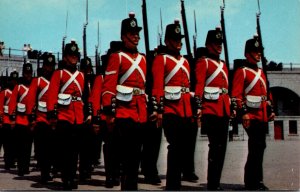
[0,0,300,68]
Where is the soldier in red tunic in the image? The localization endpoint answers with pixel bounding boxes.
[9,61,33,176]
[151,19,193,190]
[90,53,119,188]
[94,42,123,188]
[26,52,55,184]
[231,35,275,190]
[102,12,147,190]
[0,70,18,170]
[78,57,96,182]
[47,40,84,190]
[194,27,231,190]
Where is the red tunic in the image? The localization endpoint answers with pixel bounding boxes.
[47,69,85,124]
[26,77,50,124]
[151,54,192,118]
[8,84,30,126]
[231,66,270,122]
[102,51,147,123]
[0,89,13,124]
[194,57,230,117]
[89,74,105,120]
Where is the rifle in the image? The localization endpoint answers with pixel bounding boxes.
[83,0,88,60]
[193,10,197,58]
[142,0,150,56]
[220,0,230,73]
[180,0,192,60]
[62,11,68,58]
[256,0,273,117]
[220,0,235,137]
[158,8,163,47]
[95,21,101,75]
[141,0,156,98]
[256,0,268,85]
[156,8,166,53]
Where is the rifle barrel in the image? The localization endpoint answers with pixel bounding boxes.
[220,6,230,70]
[256,13,268,78]
[142,0,150,56]
[180,0,192,59]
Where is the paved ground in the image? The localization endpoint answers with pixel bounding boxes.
[0,131,299,191]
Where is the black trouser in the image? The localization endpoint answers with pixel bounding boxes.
[34,122,54,179]
[1,124,15,168]
[0,126,3,155]
[15,124,33,175]
[115,118,144,191]
[163,114,193,190]
[182,119,198,177]
[52,125,61,175]
[140,120,162,178]
[202,115,229,190]
[91,126,103,165]
[244,120,267,188]
[56,120,81,184]
[102,120,121,182]
[78,123,94,179]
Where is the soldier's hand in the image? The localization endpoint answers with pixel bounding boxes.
[268,112,275,121]
[197,118,201,129]
[92,124,101,135]
[242,113,250,129]
[106,115,115,132]
[30,120,37,131]
[106,115,115,124]
[231,110,237,119]
[10,121,16,129]
[85,115,92,124]
[149,112,158,122]
[196,109,202,119]
[50,119,57,130]
[156,113,163,128]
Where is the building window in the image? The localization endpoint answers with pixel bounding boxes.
[289,120,298,135]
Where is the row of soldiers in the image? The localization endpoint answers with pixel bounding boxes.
[0,12,275,191]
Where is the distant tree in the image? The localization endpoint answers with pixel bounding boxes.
[277,62,283,71]
[267,61,277,71]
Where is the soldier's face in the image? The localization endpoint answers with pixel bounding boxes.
[246,51,261,64]
[166,38,182,52]
[207,42,222,55]
[65,54,79,65]
[123,31,140,49]
[23,72,32,81]
[43,64,55,76]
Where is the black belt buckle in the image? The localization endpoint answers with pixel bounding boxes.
[181,87,186,93]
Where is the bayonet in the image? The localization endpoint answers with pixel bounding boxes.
[62,11,68,57]
[193,10,197,58]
